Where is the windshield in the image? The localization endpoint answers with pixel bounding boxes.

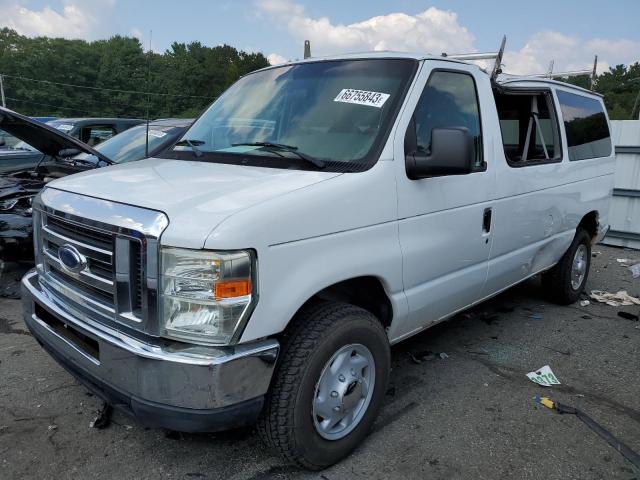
[9,140,37,152]
[46,119,76,133]
[74,124,186,164]
[162,58,417,171]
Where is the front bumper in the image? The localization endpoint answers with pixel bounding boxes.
[21,271,279,432]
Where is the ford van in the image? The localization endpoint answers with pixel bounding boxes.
[21,52,613,469]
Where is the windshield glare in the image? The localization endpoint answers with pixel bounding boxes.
[168,59,416,170]
[10,140,37,152]
[74,124,184,164]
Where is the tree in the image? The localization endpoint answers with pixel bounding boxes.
[0,28,269,118]
[565,62,640,120]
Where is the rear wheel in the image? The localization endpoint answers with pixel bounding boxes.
[257,301,390,470]
[542,228,591,304]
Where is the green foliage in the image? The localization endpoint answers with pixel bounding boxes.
[2,27,638,120]
[0,28,270,118]
[563,63,640,120]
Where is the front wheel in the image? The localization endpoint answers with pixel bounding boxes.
[542,228,592,304]
[257,301,390,470]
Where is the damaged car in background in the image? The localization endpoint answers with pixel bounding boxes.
[0,107,192,258]
[0,117,144,175]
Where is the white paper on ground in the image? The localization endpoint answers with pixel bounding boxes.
[526,365,561,387]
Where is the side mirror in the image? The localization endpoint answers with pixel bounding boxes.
[58,148,81,158]
[405,127,474,180]
[0,138,5,147]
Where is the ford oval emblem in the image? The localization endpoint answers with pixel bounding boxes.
[58,244,87,273]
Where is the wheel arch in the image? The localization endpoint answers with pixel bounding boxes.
[284,275,394,335]
[578,210,599,242]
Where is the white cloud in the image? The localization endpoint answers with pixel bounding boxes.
[267,52,287,65]
[257,0,476,57]
[256,0,640,76]
[0,0,115,40]
[502,31,640,75]
[130,28,143,40]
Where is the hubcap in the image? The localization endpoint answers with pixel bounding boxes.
[571,244,588,290]
[312,344,375,441]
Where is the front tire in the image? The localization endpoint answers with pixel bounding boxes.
[542,228,592,304]
[257,301,390,470]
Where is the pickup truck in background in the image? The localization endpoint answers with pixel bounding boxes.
[21,52,613,470]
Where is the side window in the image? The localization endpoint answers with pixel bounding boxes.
[81,125,117,147]
[494,92,561,166]
[413,70,483,168]
[556,90,612,161]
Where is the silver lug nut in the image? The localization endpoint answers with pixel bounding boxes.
[330,391,338,398]
[338,374,346,382]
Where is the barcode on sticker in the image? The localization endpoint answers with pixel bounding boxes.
[334,89,390,108]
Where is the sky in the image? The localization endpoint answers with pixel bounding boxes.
[1,0,639,75]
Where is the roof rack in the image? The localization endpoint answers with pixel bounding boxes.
[442,36,507,84]
[442,37,598,90]
[522,55,598,90]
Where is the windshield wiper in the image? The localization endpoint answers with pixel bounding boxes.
[231,142,325,169]
[174,139,204,157]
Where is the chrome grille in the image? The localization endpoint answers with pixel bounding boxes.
[41,213,116,318]
[34,188,169,335]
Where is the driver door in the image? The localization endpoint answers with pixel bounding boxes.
[390,63,496,341]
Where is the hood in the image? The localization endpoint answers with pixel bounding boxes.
[0,107,111,163]
[48,158,342,248]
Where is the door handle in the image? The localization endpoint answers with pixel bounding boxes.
[482,208,492,234]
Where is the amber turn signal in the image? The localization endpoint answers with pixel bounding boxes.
[214,279,252,300]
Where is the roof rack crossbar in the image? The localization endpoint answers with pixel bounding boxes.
[524,55,597,90]
[443,51,500,61]
[527,69,592,79]
[441,36,506,84]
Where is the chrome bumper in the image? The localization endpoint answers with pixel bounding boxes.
[22,270,279,432]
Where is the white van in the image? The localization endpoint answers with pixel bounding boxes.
[21,52,613,469]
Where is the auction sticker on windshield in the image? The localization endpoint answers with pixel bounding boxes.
[334,89,390,108]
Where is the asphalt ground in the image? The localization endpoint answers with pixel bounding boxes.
[0,245,639,479]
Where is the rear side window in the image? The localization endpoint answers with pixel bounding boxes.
[494,92,561,166]
[556,90,611,161]
[413,70,483,168]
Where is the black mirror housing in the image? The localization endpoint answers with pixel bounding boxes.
[405,127,475,180]
[58,148,81,158]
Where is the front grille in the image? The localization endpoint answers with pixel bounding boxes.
[39,213,146,322]
[34,188,167,335]
[47,215,113,251]
[131,242,144,313]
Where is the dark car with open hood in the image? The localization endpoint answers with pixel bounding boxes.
[0,117,144,174]
[0,107,192,258]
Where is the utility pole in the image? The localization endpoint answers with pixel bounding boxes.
[0,75,6,108]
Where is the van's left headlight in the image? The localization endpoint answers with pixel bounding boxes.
[160,247,256,345]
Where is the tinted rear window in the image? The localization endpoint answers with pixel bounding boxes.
[556,90,611,161]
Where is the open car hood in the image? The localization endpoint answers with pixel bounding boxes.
[0,107,111,164]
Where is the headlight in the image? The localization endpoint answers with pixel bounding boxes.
[160,247,256,345]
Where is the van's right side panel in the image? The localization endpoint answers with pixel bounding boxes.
[482,84,615,298]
